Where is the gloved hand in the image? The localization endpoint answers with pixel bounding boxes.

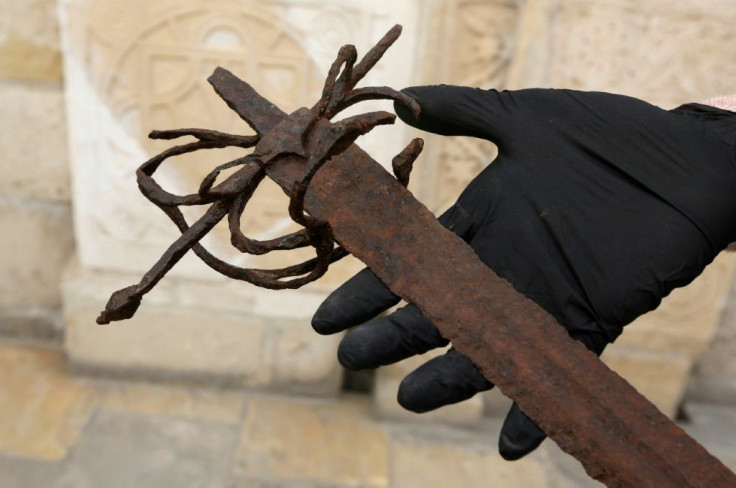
[312,85,735,459]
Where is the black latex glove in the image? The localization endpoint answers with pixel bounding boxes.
[312,85,736,459]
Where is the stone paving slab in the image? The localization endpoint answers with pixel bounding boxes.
[0,342,98,460]
[100,381,246,424]
[52,410,239,488]
[1,341,734,488]
[233,394,390,488]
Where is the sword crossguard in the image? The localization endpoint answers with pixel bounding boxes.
[98,24,422,324]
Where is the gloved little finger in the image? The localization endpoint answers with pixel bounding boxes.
[312,267,400,335]
[498,402,546,461]
[337,304,448,370]
[397,349,493,413]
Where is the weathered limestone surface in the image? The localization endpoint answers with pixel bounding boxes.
[100,381,246,423]
[63,258,344,393]
[688,278,736,406]
[0,0,73,341]
[0,200,73,309]
[0,343,98,461]
[0,0,63,82]
[0,82,70,202]
[233,395,390,488]
[3,342,736,488]
[0,198,74,341]
[53,410,239,488]
[58,0,423,395]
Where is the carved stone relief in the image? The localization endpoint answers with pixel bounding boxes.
[60,0,420,280]
[63,0,326,277]
[546,0,736,107]
[415,0,520,211]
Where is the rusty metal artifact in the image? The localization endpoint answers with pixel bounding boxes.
[98,25,736,487]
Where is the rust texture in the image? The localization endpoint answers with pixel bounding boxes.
[98,25,736,487]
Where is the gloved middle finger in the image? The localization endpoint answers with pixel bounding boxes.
[312,267,401,335]
[397,348,493,413]
[337,304,448,370]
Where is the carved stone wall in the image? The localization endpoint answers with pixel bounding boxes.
[0,0,74,343]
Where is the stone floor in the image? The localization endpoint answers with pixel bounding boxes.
[1,340,735,488]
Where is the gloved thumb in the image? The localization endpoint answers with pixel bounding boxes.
[394,85,505,141]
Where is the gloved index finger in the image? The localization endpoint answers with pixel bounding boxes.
[312,267,401,335]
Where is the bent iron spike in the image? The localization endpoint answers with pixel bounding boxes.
[98,25,736,487]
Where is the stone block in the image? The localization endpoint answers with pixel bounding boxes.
[63,258,343,394]
[0,38,62,81]
[0,343,98,461]
[0,81,70,201]
[64,298,268,387]
[233,395,389,488]
[52,410,239,488]
[538,0,736,107]
[269,322,343,396]
[0,0,61,50]
[687,269,736,406]
[0,199,74,310]
[58,0,418,282]
[373,350,484,426]
[600,345,692,418]
[229,481,298,488]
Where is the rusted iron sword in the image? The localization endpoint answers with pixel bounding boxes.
[98,26,736,487]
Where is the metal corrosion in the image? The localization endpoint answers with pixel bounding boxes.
[98,25,736,487]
